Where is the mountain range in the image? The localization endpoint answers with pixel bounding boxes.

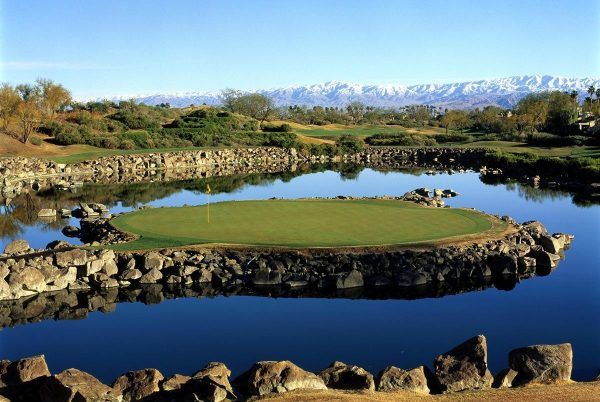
[100,75,600,110]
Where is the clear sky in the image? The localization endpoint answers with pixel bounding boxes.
[1,0,598,98]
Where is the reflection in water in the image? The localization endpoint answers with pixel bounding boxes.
[0,272,546,330]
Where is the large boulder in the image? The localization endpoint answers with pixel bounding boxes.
[3,239,30,255]
[234,360,326,397]
[433,335,493,392]
[139,268,163,284]
[7,266,47,298]
[376,365,429,394]
[318,361,375,391]
[0,355,50,387]
[143,253,164,271]
[538,235,562,254]
[112,368,163,401]
[335,270,364,289]
[170,361,236,402]
[509,343,572,386]
[55,249,89,268]
[40,368,121,402]
[161,374,190,392]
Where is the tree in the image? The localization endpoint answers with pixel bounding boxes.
[515,93,550,133]
[587,85,596,103]
[440,110,470,133]
[0,83,21,131]
[16,99,42,143]
[346,102,365,124]
[36,78,71,119]
[220,89,243,112]
[596,88,600,103]
[546,91,578,134]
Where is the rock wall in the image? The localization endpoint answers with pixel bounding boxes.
[2,146,594,201]
[0,335,577,400]
[0,219,572,302]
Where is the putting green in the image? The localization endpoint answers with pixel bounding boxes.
[110,199,500,249]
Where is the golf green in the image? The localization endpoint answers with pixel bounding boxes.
[110,199,499,249]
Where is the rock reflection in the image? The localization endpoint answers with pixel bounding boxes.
[0,273,546,329]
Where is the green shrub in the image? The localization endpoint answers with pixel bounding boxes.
[433,133,473,143]
[29,137,42,146]
[261,123,293,132]
[336,135,364,153]
[365,133,437,146]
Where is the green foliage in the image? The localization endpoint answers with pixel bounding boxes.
[365,133,437,146]
[29,137,42,146]
[433,132,473,143]
[261,122,293,132]
[335,135,364,153]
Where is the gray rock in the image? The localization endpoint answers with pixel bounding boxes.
[55,249,89,268]
[318,361,375,391]
[336,270,364,289]
[121,269,142,281]
[433,335,493,392]
[7,267,47,298]
[41,368,121,402]
[376,365,429,394]
[112,368,164,401]
[139,268,163,284]
[143,253,164,271]
[0,355,50,386]
[161,374,190,392]
[38,209,57,218]
[234,360,326,397]
[538,235,562,254]
[509,343,572,386]
[3,239,30,255]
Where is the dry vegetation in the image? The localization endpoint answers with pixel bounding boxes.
[254,381,600,402]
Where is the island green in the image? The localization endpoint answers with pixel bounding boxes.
[110,199,499,249]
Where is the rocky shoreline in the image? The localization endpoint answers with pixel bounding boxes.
[1,147,597,202]
[0,334,579,401]
[0,202,572,301]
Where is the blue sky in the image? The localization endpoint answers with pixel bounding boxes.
[1,0,598,98]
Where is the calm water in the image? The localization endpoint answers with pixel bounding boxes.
[1,167,599,383]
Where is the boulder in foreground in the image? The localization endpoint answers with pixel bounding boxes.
[433,334,493,392]
[318,361,375,391]
[509,343,572,386]
[376,365,430,394]
[40,368,121,402]
[234,360,326,396]
[112,368,163,401]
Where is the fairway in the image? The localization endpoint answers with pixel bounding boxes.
[110,199,498,249]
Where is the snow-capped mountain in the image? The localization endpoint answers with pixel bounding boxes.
[99,75,600,109]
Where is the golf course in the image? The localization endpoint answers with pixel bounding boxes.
[110,199,502,249]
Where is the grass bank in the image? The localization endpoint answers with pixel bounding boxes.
[110,199,499,250]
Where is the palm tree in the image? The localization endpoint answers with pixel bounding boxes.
[569,90,578,100]
[596,88,600,103]
[587,85,596,103]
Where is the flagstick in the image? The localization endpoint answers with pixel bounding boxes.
[207,193,210,224]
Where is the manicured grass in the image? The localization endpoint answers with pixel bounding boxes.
[295,124,408,138]
[110,199,499,250]
[460,141,600,159]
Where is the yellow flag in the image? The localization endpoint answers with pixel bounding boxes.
[206,184,211,194]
